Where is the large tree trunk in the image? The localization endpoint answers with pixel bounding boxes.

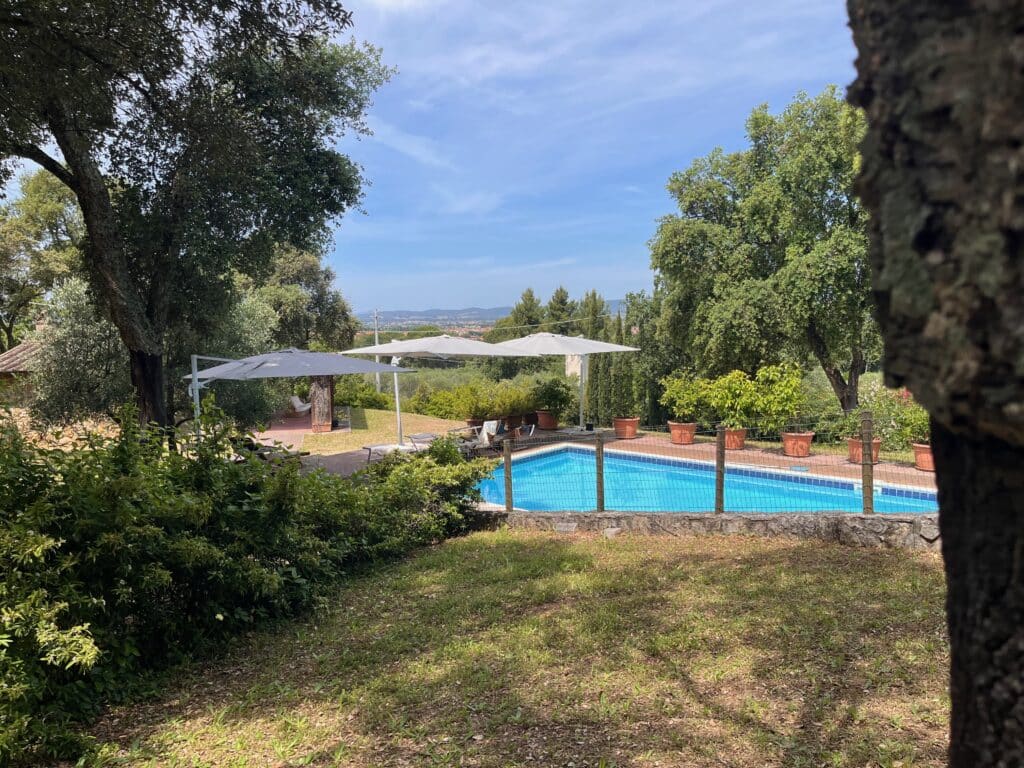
[933,419,1024,766]
[129,349,167,427]
[43,102,169,426]
[848,1,1024,764]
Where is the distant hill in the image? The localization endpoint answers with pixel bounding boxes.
[357,299,625,329]
[355,306,513,328]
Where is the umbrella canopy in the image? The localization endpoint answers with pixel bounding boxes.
[494,333,639,429]
[342,334,539,359]
[186,348,410,381]
[493,332,638,355]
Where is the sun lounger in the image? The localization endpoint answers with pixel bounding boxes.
[363,442,422,464]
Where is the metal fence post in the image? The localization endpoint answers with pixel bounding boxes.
[861,410,874,515]
[595,432,605,512]
[503,439,514,514]
[715,425,725,514]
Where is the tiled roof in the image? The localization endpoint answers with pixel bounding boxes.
[0,341,40,374]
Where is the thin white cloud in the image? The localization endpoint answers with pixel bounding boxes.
[366,117,455,170]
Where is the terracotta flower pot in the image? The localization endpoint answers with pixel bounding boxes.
[781,431,815,458]
[913,442,935,472]
[847,437,881,464]
[466,418,484,428]
[613,417,640,439]
[535,409,559,430]
[523,411,538,426]
[668,421,697,445]
[504,414,523,430]
[724,427,746,450]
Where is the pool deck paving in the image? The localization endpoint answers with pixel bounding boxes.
[254,419,937,492]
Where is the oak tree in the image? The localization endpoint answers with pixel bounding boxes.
[0,1,388,424]
[848,2,1024,764]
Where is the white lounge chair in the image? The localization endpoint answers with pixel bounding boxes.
[455,420,501,456]
[289,395,312,415]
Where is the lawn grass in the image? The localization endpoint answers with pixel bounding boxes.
[302,408,465,455]
[85,531,948,767]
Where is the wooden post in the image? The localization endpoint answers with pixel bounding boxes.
[861,410,874,515]
[310,375,333,433]
[503,438,514,514]
[595,431,605,512]
[715,425,726,514]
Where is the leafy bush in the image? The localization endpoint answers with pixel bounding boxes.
[332,376,393,410]
[658,374,708,423]
[0,408,491,763]
[531,378,573,421]
[704,370,759,429]
[489,380,534,417]
[753,364,806,433]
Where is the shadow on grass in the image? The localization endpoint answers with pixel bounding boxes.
[89,533,948,767]
[348,407,369,431]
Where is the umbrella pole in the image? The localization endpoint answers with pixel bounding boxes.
[579,354,588,429]
[190,354,201,439]
[393,369,403,444]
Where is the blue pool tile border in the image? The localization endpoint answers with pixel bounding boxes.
[517,444,937,503]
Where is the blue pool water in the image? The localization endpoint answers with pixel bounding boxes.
[479,446,938,514]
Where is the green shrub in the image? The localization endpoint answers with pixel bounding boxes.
[489,380,534,417]
[333,376,393,410]
[704,370,759,429]
[658,374,709,423]
[851,382,930,449]
[753,364,805,433]
[530,378,573,421]
[0,407,491,763]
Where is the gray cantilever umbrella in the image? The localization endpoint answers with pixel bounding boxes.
[494,333,639,428]
[185,348,413,440]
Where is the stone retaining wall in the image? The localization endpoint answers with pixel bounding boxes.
[505,510,941,551]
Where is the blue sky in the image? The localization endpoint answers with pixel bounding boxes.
[330,0,857,313]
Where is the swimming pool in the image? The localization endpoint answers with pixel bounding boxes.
[478,445,938,514]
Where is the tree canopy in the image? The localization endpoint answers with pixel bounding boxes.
[0,1,389,424]
[651,87,877,410]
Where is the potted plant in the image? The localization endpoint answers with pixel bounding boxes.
[457,384,489,427]
[659,374,706,445]
[491,381,532,430]
[706,370,758,450]
[903,400,933,471]
[532,377,571,430]
[755,365,812,457]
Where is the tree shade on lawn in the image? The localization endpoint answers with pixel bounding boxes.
[848,2,1024,765]
[494,333,638,428]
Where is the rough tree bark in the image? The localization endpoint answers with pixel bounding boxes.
[40,102,169,425]
[848,2,1024,765]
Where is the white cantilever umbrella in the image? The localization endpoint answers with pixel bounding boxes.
[184,348,413,439]
[343,334,539,359]
[494,333,639,428]
[342,334,539,442]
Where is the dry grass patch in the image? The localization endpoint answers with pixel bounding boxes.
[84,531,949,768]
[301,408,464,455]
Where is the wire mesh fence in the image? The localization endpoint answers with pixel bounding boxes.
[481,412,938,516]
